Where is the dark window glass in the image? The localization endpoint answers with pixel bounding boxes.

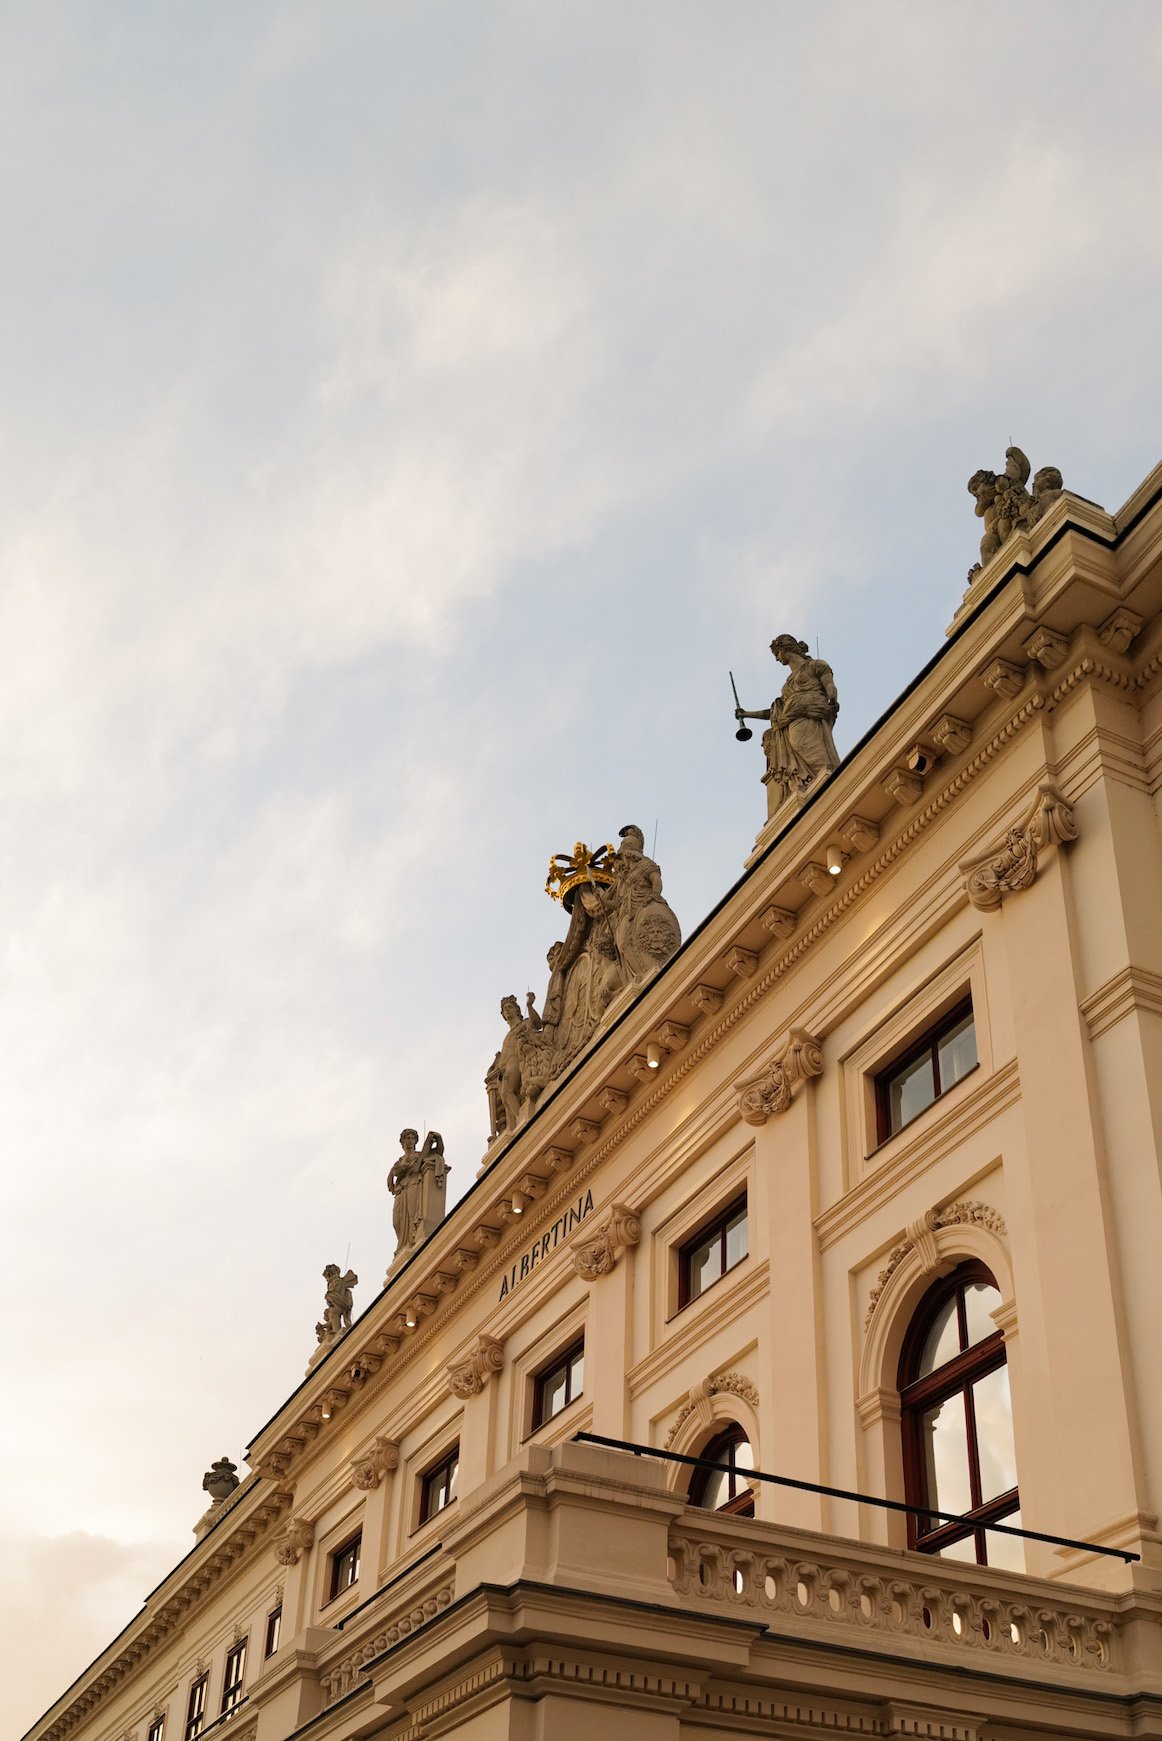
[327,1532,361,1601]
[533,1340,585,1429]
[420,1448,459,1523]
[875,1002,977,1142]
[221,1639,247,1714]
[184,1676,208,1741]
[263,1605,282,1658]
[678,1197,748,1308]
[689,1424,755,1517]
[147,1717,165,1741]
[899,1261,1019,1567]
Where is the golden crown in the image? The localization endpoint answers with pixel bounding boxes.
[545,840,616,908]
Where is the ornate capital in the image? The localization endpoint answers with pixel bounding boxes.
[737,1028,824,1126]
[446,1334,505,1398]
[350,1436,400,1491]
[571,1202,642,1280]
[272,1516,314,1566]
[961,782,1077,912]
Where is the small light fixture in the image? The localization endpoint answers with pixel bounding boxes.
[321,1403,332,1421]
[511,1189,528,1214]
[404,1303,417,1328]
[826,845,846,876]
[646,1040,663,1069]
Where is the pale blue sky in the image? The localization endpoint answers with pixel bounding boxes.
[3,4,1160,1731]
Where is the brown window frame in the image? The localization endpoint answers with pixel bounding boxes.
[874,998,976,1144]
[220,1638,247,1715]
[677,1194,748,1309]
[899,1260,1018,1563]
[419,1446,460,1524]
[184,1675,208,1741]
[327,1531,362,1602]
[147,1717,165,1741]
[532,1339,585,1430]
[263,1605,282,1658]
[688,1423,756,1517]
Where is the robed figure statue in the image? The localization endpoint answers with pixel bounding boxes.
[735,633,840,817]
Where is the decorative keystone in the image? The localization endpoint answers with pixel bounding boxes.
[1098,606,1143,654]
[797,861,833,898]
[760,905,796,939]
[597,1085,628,1115]
[1023,625,1069,670]
[961,782,1077,911]
[837,814,879,853]
[980,658,1025,700]
[736,1029,824,1126]
[689,982,724,1016]
[931,714,973,755]
[882,768,923,808]
[723,945,758,978]
[571,1203,642,1280]
[446,1334,504,1398]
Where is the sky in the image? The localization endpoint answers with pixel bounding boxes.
[2,2,1160,1731]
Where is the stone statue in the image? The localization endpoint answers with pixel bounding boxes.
[967,446,1065,576]
[486,994,556,1142]
[608,824,682,981]
[202,1456,239,1503]
[316,1262,358,1344]
[387,1129,449,1270]
[735,634,840,818]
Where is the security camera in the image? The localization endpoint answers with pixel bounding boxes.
[905,744,934,775]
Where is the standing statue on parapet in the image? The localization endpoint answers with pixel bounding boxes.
[609,824,682,981]
[735,635,840,818]
[967,445,1064,576]
[387,1130,449,1273]
[316,1262,358,1344]
[486,994,555,1142]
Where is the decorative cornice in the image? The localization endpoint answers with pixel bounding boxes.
[864,1200,1008,1328]
[736,1029,823,1126]
[570,1202,641,1279]
[960,782,1077,911]
[665,1371,760,1448]
[1081,964,1162,1039]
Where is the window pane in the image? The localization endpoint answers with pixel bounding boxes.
[972,1365,1018,1501]
[725,1208,748,1270]
[936,1014,977,1091]
[918,1297,960,1377]
[446,1454,458,1502]
[569,1347,584,1397]
[921,1394,972,1519]
[700,1467,730,1510]
[733,1435,754,1471]
[984,1508,1025,1573]
[540,1364,568,1421]
[689,1233,721,1298]
[962,1280,1001,1349]
[889,1050,936,1131]
[937,1533,979,1563]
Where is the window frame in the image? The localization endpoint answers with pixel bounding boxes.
[326,1531,362,1603]
[688,1423,756,1517]
[531,1338,585,1430]
[874,998,977,1145]
[147,1716,165,1741]
[220,1638,247,1715]
[418,1445,460,1526]
[184,1675,208,1741]
[898,1260,1018,1563]
[263,1604,282,1659]
[677,1193,748,1310]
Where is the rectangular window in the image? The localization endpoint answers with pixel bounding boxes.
[221,1639,247,1715]
[184,1676,208,1741]
[147,1717,165,1741]
[419,1447,459,1524]
[875,1001,977,1142]
[327,1532,362,1602]
[532,1340,584,1429]
[263,1605,282,1658]
[678,1196,748,1308]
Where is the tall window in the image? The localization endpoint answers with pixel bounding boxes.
[221,1639,247,1715]
[420,1446,459,1524]
[689,1424,755,1517]
[533,1340,584,1429]
[184,1675,208,1741]
[327,1532,361,1601]
[899,1262,1021,1568]
[678,1196,748,1308]
[875,1001,977,1142]
[263,1604,282,1658]
[147,1716,165,1741]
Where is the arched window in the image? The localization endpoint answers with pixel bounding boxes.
[899,1262,1021,1568]
[689,1423,755,1516]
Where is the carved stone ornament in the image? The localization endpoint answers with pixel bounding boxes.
[864,1201,1009,1327]
[724,945,758,979]
[1098,606,1143,654]
[313,1263,358,1355]
[1023,625,1069,670]
[760,904,796,939]
[836,814,879,854]
[350,1436,400,1491]
[737,1029,824,1126]
[797,860,833,899]
[733,633,841,820]
[387,1129,449,1276]
[882,767,923,808]
[273,1516,315,1567]
[689,982,725,1016]
[201,1456,240,1503]
[980,657,1025,701]
[961,782,1078,912]
[966,445,1064,574]
[931,714,973,755]
[571,1202,642,1280]
[446,1334,505,1398]
[665,1371,760,1449]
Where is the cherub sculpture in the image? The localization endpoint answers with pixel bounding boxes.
[316,1262,358,1343]
[967,446,1065,576]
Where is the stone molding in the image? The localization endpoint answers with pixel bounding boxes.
[1098,605,1143,653]
[737,1029,824,1126]
[761,904,797,938]
[864,1201,1008,1329]
[272,1515,315,1567]
[960,782,1077,911]
[446,1334,505,1398]
[1023,624,1069,669]
[665,1371,760,1448]
[1080,964,1162,1040]
[570,1202,641,1279]
[350,1436,400,1492]
[930,714,972,755]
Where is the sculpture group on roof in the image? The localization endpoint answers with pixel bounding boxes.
[966,445,1064,577]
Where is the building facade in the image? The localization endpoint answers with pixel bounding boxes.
[27,453,1162,1741]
